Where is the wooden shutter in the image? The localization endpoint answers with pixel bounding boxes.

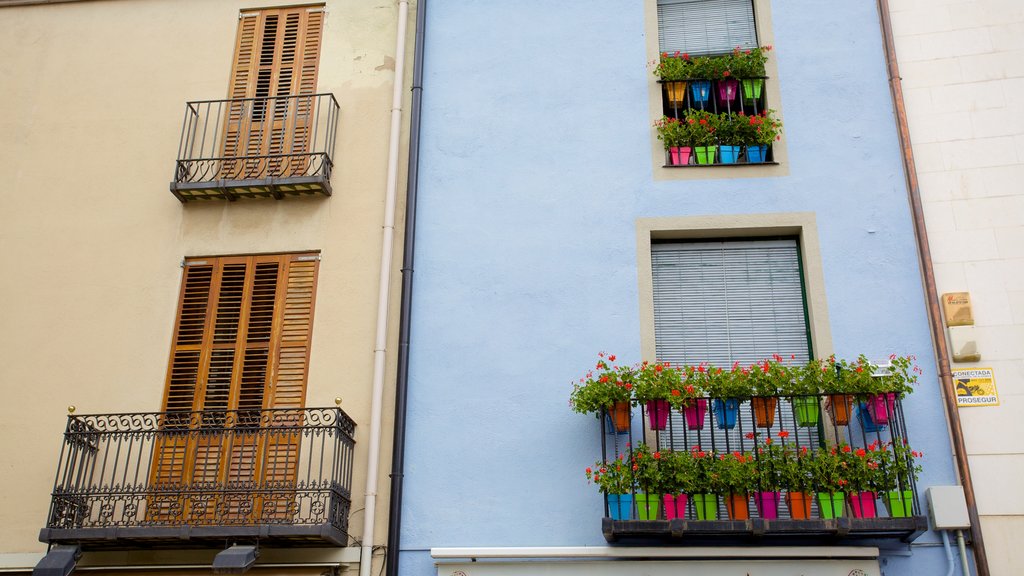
[151,253,319,524]
[221,6,325,180]
[657,0,758,56]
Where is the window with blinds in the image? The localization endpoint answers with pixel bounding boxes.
[651,239,814,450]
[657,0,758,56]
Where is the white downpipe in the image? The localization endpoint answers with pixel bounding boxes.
[942,530,955,576]
[360,2,410,576]
[957,530,970,576]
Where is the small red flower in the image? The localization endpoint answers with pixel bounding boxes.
[723,70,731,77]
[745,432,756,440]
[608,355,616,362]
[671,389,681,397]
[842,445,852,453]
[856,449,867,457]
[685,385,695,394]
[778,430,790,439]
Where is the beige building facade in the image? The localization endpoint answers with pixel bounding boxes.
[0,0,414,574]
[889,1,1024,574]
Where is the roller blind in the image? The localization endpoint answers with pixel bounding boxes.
[657,0,758,56]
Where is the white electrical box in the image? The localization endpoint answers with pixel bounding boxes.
[927,485,971,529]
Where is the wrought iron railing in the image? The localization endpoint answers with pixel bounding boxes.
[171,93,339,201]
[599,393,923,530]
[42,407,355,546]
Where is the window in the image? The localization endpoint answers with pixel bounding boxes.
[151,252,320,521]
[657,0,757,56]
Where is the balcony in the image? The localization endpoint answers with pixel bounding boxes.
[598,393,927,546]
[170,94,339,202]
[39,407,355,550]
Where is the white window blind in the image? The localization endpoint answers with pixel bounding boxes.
[657,0,758,56]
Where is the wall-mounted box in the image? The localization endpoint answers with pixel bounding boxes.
[942,292,974,327]
[949,325,981,363]
[927,486,970,530]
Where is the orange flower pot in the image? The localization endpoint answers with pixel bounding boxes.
[785,491,813,520]
[752,397,777,428]
[608,401,631,433]
[725,493,750,520]
[827,394,855,425]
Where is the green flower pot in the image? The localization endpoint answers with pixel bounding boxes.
[634,493,661,520]
[741,78,764,103]
[817,491,845,519]
[694,145,718,165]
[884,490,915,518]
[693,493,719,520]
[793,397,821,427]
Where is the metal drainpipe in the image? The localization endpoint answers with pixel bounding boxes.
[875,2,989,575]
[384,0,426,574]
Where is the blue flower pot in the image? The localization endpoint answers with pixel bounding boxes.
[713,398,740,429]
[690,80,711,103]
[746,145,768,163]
[607,493,633,520]
[720,145,741,164]
[857,402,887,432]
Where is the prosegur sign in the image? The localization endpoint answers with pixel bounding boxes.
[953,367,999,407]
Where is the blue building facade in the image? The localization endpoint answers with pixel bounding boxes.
[396,1,968,575]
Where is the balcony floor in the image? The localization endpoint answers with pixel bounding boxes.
[170,175,332,202]
[40,522,348,550]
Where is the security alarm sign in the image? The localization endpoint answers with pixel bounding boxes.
[953,367,998,407]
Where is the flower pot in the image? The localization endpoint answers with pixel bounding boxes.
[646,399,670,431]
[752,397,777,428]
[693,493,718,520]
[719,145,741,164]
[606,493,633,520]
[634,493,661,520]
[606,401,630,434]
[694,145,717,165]
[753,491,781,519]
[718,77,739,101]
[663,493,689,520]
[683,398,709,430]
[817,491,845,519]
[668,146,692,166]
[866,392,898,424]
[793,396,821,428]
[883,489,915,518]
[857,402,887,433]
[713,398,740,429]
[849,491,878,518]
[663,80,688,106]
[741,78,764,103]
[725,493,750,520]
[826,394,855,426]
[746,144,768,163]
[786,491,813,520]
[690,80,712,104]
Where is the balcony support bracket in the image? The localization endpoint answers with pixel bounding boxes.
[212,545,259,575]
[33,545,80,576]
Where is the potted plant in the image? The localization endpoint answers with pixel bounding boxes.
[689,447,723,519]
[586,453,635,520]
[684,55,720,104]
[750,433,785,519]
[810,446,850,518]
[683,110,719,164]
[784,358,823,427]
[744,109,782,163]
[671,369,707,430]
[713,450,756,520]
[634,360,687,430]
[654,116,691,166]
[705,363,751,429]
[779,443,815,519]
[630,443,670,520]
[842,444,884,518]
[729,45,772,104]
[654,51,691,106]
[748,355,791,427]
[715,112,746,164]
[661,450,699,519]
[865,354,919,424]
[570,353,634,433]
[817,356,856,425]
[876,440,922,517]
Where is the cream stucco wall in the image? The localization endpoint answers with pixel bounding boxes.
[889,1,1024,574]
[0,0,413,572]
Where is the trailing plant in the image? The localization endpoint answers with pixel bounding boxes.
[705,362,753,399]
[875,440,923,492]
[712,450,757,495]
[683,109,720,147]
[745,109,783,146]
[747,355,791,397]
[661,450,700,495]
[653,51,691,81]
[654,116,687,149]
[633,360,684,402]
[630,443,672,495]
[778,443,815,493]
[810,446,852,493]
[585,453,633,494]
[569,353,634,415]
[727,45,772,78]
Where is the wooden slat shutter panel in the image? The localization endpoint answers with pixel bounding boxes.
[657,0,758,56]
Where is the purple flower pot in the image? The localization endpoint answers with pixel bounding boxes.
[718,77,739,101]
[646,399,670,431]
[683,398,709,430]
[754,491,781,519]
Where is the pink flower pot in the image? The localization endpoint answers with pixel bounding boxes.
[683,398,708,430]
[754,491,781,519]
[669,146,692,165]
[663,493,689,520]
[849,491,878,518]
[646,399,670,431]
[718,77,739,101]
[866,392,897,424]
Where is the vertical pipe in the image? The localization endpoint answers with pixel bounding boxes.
[874,2,988,575]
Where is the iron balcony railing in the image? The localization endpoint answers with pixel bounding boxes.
[600,393,926,544]
[170,93,339,202]
[40,407,356,548]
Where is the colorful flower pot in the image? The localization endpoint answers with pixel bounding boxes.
[646,399,670,431]
[725,493,750,520]
[741,78,764,103]
[817,491,845,519]
[719,145,742,164]
[693,493,718,520]
[694,145,717,165]
[634,493,661,520]
[857,402,887,433]
[849,491,878,518]
[884,489,915,518]
[664,80,688,106]
[606,493,633,520]
[683,398,709,430]
[668,146,692,166]
[827,394,855,426]
[606,401,631,434]
[754,491,781,519]
[752,397,777,428]
[663,493,689,520]
[866,392,898,424]
[746,145,768,163]
[786,491,813,520]
[718,77,739,101]
[793,396,821,428]
[690,80,712,104]
[714,398,740,429]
